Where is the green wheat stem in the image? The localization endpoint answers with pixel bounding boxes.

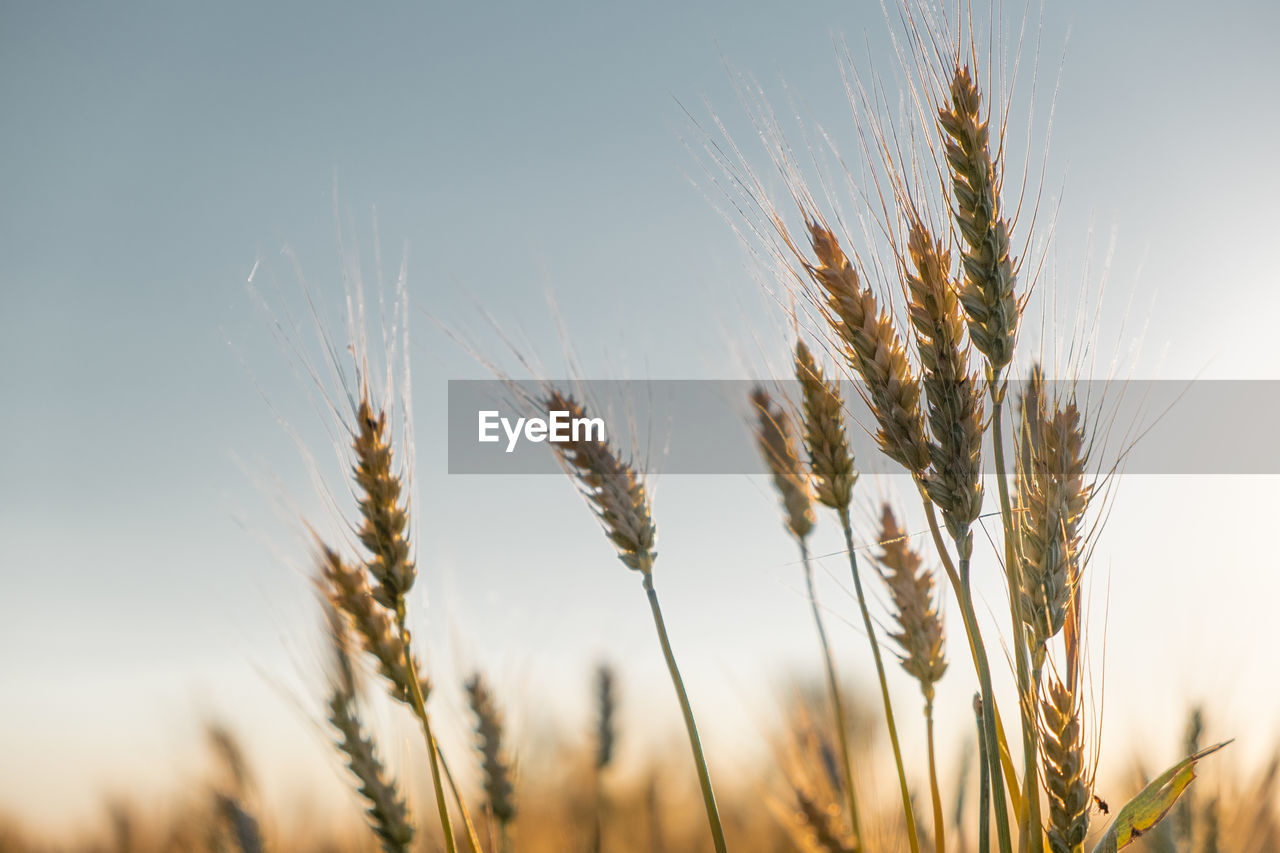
[642,572,728,853]
[799,538,865,850]
[918,499,1021,810]
[977,695,991,853]
[917,497,1015,853]
[437,744,484,853]
[397,620,458,853]
[988,372,1044,853]
[927,697,945,853]
[838,506,920,853]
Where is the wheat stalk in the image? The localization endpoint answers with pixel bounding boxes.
[753,372,863,850]
[542,388,726,853]
[343,389,478,850]
[876,504,947,853]
[791,344,920,853]
[938,57,1040,853]
[975,694,991,853]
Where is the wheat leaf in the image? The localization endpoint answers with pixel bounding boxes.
[1090,741,1231,853]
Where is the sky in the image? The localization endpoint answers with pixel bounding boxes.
[3,0,1280,839]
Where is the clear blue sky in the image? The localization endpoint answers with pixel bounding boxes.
[3,0,1279,837]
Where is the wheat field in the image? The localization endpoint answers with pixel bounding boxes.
[3,1,1279,852]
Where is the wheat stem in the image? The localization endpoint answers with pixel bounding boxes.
[799,538,865,850]
[642,573,728,853]
[837,507,919,853]
[917,496,1015,853]
[397,620,458,853]
[927,698,945,853]
[437,747,484,853]
[918,491,1021,808]
[988,377,1044,853]
[977,695,991,853]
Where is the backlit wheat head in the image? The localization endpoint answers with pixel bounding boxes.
[542,390,656,574]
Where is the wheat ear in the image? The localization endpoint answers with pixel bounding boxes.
[465,672,516,852]
[804,221,931,476]
[1175,709,1205,845]
[1040,675,1089,853]
[903,217,985,554]
[320,544,427,704]
[329,688,415,853]
[794,340,857,511]
[205,724,262,853]
[751,386,815,541]
[595,664,617,773]
[214,795,264,853]
[876,505,947,853]
[324,596,415,853]
[794,787,856,853]
[938,65,1018,374]
[352,399,416,610]
[542,389,726,853]
[1016,376,1090,682]
[322,548,482,853]
[543,390,656,573]
[876,505,948,699]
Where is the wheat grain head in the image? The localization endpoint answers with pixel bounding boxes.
[794,339,857,511]
[465,671,517,826]
[542,389,656,574]
[903,217,985,549]
[751,386,815,541]
[875,505,947,703]
[937,64,1019,374]
[804,222,931,476]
